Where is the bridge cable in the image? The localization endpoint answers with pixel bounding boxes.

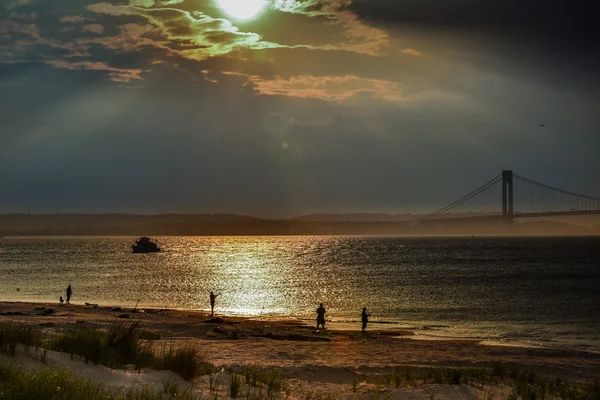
[422,174,502,219]
[514,174,600,202]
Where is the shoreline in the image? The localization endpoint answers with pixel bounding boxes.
[2,301,600,381]
[2,300,597,355]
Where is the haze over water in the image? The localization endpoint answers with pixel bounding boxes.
[1,236,599,351]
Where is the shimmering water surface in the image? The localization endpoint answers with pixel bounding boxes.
[1,236,599,350]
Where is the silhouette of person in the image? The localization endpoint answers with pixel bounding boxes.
[316,303,326,329]
[209,291,220,316]
[66,285,72,304]
[361,307,371,332]
[59,296,64,306]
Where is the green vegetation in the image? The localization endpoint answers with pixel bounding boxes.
[239,364,287,395]
[0,321,202,381]
[49,322,155,368]
[0,322,44,356]
[154,342,212,380]
[0,361,207,400]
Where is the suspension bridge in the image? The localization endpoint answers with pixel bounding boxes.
[422,170,600,222]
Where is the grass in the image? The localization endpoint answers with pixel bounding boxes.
[0,361,212,399]
[154,342,212,380]
[48,321,155,369]
[2,321,206,381]
[229,373,242,398]
[354,364,600,400]
[0,361,115,400]
[0,322,45,356]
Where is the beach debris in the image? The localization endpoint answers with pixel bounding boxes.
[85,302,99,308]
[256,332,331,342]
[37,308,55,316]
[111,307,121,312]
[118,313,130,319]
[213,326,226,334]
[1,311,28,316]
[76,320,85,324]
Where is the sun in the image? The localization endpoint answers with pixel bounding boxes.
[217,0,267,20]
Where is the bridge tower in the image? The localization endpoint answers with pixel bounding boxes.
[502,170,514,222]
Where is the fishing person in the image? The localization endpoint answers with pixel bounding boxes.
[361,307,371,332]
[316,303,326,329]
[66,285,72,304]
[209,291,220,316]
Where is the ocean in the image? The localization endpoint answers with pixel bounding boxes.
[1,235,599,351]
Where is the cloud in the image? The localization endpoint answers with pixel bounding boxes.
[44,59,144,82]
[86,3,281,60]
[6,0,30,9]
[9,12,37,21]
[225,73,408,102]
[82,24,104,34]
[402,48,420,56]
[272,0,390,56]
[59,15,87,24]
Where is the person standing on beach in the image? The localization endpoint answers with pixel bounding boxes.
[66,285,72,304]
[361,307,371,332]
[209,291,220,316]
[316,303,326,329]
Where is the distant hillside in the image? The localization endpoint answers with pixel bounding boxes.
[0,213,598,236]
[293,213,416,222]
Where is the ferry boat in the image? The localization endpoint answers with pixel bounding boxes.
[132,237,161,253]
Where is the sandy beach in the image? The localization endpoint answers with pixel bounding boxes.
[1,301,600,399]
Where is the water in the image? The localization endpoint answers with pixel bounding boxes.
[1,236,599,351]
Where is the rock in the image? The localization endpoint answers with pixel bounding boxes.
[111,307,121,312]
[76,320,85,324]
[205,317,224,324]
[213,326,225,334]
[123,364,137,371]
[118,314,129,319]
[38,322,55,327]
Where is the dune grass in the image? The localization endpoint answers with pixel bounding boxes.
[1,321,206,380]
[356,364,600,400]
[153,342,213,380]
[0,361,209,400]
[0,322,45,356]
[49,321,155,369]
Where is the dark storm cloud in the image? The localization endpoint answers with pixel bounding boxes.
[350,0,600,91]
[350,0,598,47]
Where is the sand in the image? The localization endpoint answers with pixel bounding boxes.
[1,301,599,399]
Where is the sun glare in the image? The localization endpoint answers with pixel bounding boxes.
[217,0,267,20]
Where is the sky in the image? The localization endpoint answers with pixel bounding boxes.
[1,0,598,216]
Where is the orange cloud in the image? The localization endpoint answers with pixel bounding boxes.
[402,48,421,56]
[44,59,144,82]
[83,24,104,34]
[59,15,88,23]
[272,0,390,56]
[225,73,408,102]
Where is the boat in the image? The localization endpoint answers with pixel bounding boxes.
[132,237,161,253]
